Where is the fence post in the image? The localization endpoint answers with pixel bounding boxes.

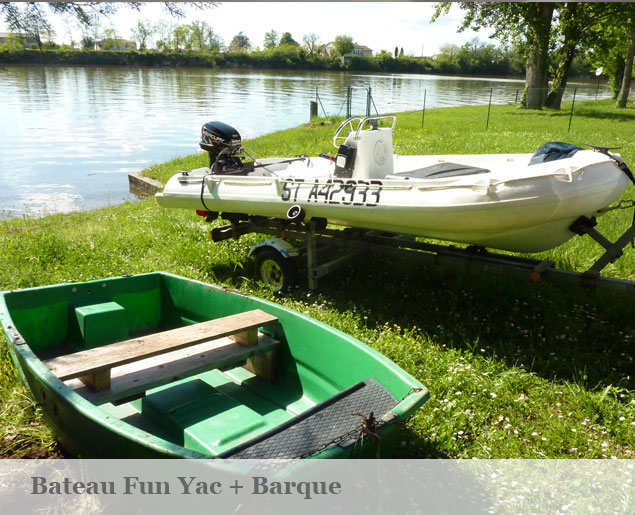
[310,101,318,121]
[346,85,352,118]
[315,88,327,117]
[370,91,378,116]
[421,89,427,129]
[568,88,577,132]
[486,88,493,130]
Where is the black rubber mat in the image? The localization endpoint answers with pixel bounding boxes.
[218,379,396,459]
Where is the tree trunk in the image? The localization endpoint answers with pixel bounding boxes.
[610,56,626,99]
[545,43,577,109]
[522,3,554,109]
[616,27,635,108]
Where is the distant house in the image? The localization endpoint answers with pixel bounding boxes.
[97,38,136,51]
[349,43,373,58]
[0,32,39,48]
[323,42,373,62]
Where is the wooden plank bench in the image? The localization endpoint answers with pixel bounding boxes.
[43,309,279,404]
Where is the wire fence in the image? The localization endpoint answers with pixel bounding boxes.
[313,83,632,133]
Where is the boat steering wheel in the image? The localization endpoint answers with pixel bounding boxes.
[332,116,363,148]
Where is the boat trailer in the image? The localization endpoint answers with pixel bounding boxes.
[202,210,635,294]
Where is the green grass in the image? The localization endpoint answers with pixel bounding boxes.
[1,100,634,458]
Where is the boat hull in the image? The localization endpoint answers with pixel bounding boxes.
[156,151,631,252]
[0,273,428,459]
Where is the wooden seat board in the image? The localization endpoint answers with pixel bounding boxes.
[44,309,278,381]
[65,334,280,405]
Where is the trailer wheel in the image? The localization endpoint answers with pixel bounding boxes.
[254,248,297,292]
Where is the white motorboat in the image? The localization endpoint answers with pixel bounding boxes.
[155,116,632,253]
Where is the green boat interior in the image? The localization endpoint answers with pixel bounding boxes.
[1,273,419,458]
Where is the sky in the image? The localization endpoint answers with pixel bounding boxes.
[3,2,495,56]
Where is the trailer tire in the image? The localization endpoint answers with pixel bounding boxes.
[254,248,297,292]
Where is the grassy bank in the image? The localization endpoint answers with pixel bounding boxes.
[1,100,634,458]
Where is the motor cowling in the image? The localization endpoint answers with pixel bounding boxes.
[199,121,243,173]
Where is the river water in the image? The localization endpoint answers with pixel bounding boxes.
[0,65,611,218]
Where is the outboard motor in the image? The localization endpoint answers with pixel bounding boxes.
[199,121,244,173]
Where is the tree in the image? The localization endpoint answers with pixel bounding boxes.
[188,19,219,51]
[131,20,154,51]
[264,29,279,49]
[394,46,398,58]
[334,35,354,56]
[279,32,298,46]
[230,31,251,51]
[0,2,214,48]
[545,2,617,109]
[205,30,224,52]
[617,25,635,108]
[154,20,175,51]
[61,14,79,48]
[81,36,95,50]
[0,2,56,49]
[434,2,555,109]
[434,43,461,73]
[302,32,320,55]
[588,4,635,102]
[172,24,192,51]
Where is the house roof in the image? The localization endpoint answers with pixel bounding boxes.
[353,43,372,51]
[323,41,373,53]
[97,38,135,44]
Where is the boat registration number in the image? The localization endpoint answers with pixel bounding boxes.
[281,179,383,206]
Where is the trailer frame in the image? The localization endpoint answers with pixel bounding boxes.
[204,210,635,294]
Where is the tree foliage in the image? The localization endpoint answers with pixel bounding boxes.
[172,24,192,51]
[333,35,354,56]
[616,7,635,108]
[0,2,214,37]
[435,2,555,109]
[186,20,222,52]
[230,31,251,51]
[279,32,298,46]
[435,1,635,110]
[263,29,279,49]
[302,33,320,55]
[131,20,154,51]
[544,2,618,109]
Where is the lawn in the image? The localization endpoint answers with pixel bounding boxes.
[1,99,634,458]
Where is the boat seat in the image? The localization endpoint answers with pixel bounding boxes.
[386,162,491,180]
[43,309,279,404]
[217,379,398,459]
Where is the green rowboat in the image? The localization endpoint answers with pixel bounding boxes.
[0,272,428,458]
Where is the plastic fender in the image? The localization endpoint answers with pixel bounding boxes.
[247,238,300,260]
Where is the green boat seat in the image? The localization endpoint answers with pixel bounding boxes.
[43,309,279,404]
[137,377,398,457]
[75,301,129,349]
[140,377,289,455]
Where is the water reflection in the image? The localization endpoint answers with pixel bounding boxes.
[0,65,612,218]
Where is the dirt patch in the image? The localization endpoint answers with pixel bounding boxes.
[2,446,65,459]
[0,435,66,459]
